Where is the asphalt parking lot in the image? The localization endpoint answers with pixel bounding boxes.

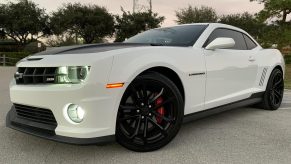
[0,67,290,164]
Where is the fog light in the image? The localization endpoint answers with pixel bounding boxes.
[67,104,85,123]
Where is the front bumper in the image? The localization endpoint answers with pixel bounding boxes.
[6,105,115,145]
[7,55,124,144]
[8,74,126,142]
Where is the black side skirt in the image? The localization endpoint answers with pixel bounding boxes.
[183,92,264,123]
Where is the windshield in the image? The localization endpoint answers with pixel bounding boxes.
[124,25,208,47]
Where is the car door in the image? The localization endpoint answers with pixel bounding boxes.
[203,28,259,109]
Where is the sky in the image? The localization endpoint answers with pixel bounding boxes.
[0,0,264,26]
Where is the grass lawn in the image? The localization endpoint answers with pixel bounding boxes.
[285,64,291,89]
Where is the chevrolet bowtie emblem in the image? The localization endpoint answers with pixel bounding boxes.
[14,72,23,80]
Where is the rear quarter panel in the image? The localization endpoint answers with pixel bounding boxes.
[255,48,285,91]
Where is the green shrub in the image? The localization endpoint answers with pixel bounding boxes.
[285,54,291,64]
[0,51,31,58]
[0,52,31,66]
[0,44,25,52]
[0,41,18,45]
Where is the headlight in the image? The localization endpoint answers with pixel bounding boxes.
[56,66,90,84]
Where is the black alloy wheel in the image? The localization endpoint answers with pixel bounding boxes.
[261,68,284,110]
[116,72,184,152]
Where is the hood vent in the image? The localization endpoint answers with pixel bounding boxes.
[27,58,43,61]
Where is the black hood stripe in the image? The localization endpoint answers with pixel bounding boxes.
[33,43,151,56]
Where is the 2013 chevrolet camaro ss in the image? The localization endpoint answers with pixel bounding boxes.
[6,23,285,152]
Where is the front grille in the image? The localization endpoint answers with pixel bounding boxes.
[14,104,57,126]
[15,67,57,85]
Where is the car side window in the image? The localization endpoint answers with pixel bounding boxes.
[205,28,248,50]
[243,34,257,50]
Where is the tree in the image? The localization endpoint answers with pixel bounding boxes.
[251,0,291,49]
[219,12,265,38]
[251,0,291,24]
[115,9,164,42]
[175,6,218,24]
[46,34,77,47]
[0,0,50,45]
[258,25,291,49]
[0,29,6,40]
[50,3,115,44]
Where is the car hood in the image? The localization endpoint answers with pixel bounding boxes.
[16,43,188,67]
[16,43,151,67]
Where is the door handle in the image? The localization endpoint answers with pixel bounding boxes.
[248,56,255,62]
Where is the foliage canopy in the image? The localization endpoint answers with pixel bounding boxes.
[175,6,218,24]
[50,3,115,44]
[0,0,49,45]
[115,10,164,42]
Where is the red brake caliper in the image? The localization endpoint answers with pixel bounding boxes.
[155,97,165,124]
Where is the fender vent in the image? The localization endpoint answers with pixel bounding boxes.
[259,67,268,86]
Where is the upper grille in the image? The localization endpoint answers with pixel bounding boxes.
[15,67,57,85]
[14,104,57,126]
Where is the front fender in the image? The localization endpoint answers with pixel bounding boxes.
[107,47,206,122]
[107,50,188,132]
[108,47,205,84]
[109,53,185,84]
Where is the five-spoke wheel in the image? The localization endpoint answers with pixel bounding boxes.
[116,72,184,152]
[261,68,284,110]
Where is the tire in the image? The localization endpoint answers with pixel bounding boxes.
[259,68,284,110]
[116,72,184,152]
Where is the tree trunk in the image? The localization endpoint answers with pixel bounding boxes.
[75,33,78,44]
[282,10,287,23]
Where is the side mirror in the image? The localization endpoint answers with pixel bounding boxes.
[205,37,235,50]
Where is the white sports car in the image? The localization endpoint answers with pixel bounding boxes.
[6,23,285,152]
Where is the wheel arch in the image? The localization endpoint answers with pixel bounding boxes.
[138,66,185,102]
[274,65,283,74]
[111,65,187,132]
[268,65,284,82]
[261,64,284,92]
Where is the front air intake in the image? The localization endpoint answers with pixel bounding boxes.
[14,104,57,126]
